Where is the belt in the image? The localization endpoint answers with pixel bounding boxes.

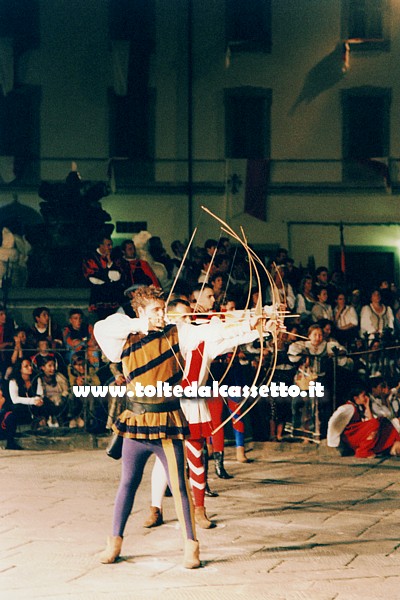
[127,399,181,415]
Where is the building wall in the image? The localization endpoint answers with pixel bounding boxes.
[0,0,399,283]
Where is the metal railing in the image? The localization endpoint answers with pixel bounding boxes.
[1,157,399,191]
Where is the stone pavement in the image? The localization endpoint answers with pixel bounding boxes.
[1,436,400,600]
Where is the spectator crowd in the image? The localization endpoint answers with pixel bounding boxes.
[2,230,400,460]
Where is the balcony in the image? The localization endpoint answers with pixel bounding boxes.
[0,157,399,194]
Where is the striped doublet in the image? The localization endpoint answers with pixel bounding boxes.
[113,324,190,440]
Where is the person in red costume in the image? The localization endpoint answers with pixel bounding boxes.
[119,240,160,289]
[327,385,400,458]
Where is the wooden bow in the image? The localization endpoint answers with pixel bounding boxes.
[201,206,281,434]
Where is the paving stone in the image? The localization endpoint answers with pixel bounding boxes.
[2,439,400,598]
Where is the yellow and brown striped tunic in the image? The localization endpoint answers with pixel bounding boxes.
[112,324,190,440]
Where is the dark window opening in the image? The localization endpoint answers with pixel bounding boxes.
[342,89,390,183]
[225,90,271,159]
[226,0,271,53]
[348,0,383,39]
[116,221,147,234]
[0,86,41,183]
[0,0,40,53]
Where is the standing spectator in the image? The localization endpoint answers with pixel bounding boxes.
[119,240,160,289]
[288,324,348,438]
[82,236,124,320]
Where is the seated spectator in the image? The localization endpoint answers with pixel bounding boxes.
[198,253,217,284]
[333,292,358,347]
[219,236,231,255]
[7,328,30,376]
[62,308,100,368]
[350,289,363,319]
[379,280,395,309]
[295,276,316,330]
[0,383,22,450]
[214,253,230,274]
[171,239,186,273]
[327,385,400,458]
[318,319,336,343]
[274,247,288,267]
[311,288,333,322]
[313,266,335,304]
[209,271,227,310]
[285,258,301,293]
[28,307,63,349]
[119,239,160,288]
[265,265,295,310]
[38,356,71,427]
[82,235,124,320]
[367,376,400,433]
[355,339,382,381]
[220,294,237,313]
[31,339,57,371]
[360,289,394,340]
[106,362,126,429]
[0,305,15,378]
[67,352,101,430]
[147,236,174,280]
[8,358,46,428]
[204,239,218,257]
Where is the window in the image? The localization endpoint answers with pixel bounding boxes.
[108,0,155,46]
[0,0,39,53]
[0,86,41,182]
[108,88,155,184]
[108,89,155,160]
[116,221,147,234]
[226,0,271,53]
[342,88,391,182]
[225,89,271,159]
[342,0,390,50]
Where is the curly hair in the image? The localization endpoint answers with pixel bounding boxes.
[129,285,164,313]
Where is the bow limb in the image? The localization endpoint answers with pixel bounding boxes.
[211,250,263,435]
[217,235,253,387]
[165,226,198,308]
[230,253,284,422]
[210,235,263,435]
[200,207,269,431]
